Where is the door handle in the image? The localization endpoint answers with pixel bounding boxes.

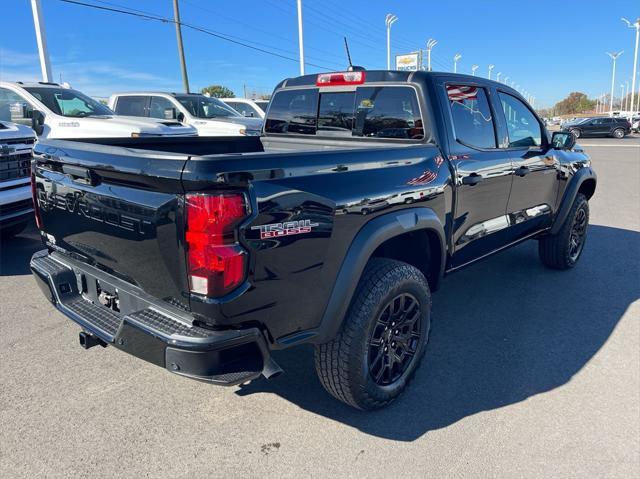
[461,173,483,186]
[514,166,530,177]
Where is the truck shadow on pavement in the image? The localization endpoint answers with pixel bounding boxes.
[0,221,40,276]
[237,224,639,441]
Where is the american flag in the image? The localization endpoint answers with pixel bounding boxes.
[446,85,478,102]
[407,169,437,185]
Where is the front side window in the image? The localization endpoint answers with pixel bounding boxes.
[264,89,318,135]
[149,96,176,119]
[499,92,542,147]
[354,87,423,139]
[0,88,32,126]
[175,95,241,119]
[24,87,113,118]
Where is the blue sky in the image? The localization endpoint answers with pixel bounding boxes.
[2,0,638,107]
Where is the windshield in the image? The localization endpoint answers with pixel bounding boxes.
[175,95,241,119]
[24,87,114,117]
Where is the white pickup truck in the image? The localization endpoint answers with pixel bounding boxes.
[108,92,263,136]
[0,121,35,238]
[0,82,197,139]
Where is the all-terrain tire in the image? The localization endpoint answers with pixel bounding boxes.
[314,258,431,410]
[539,193,589,270]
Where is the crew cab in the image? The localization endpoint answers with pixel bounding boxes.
[108,92,263,136]
[0,121,35,238]
[0,82,197,139]
[29,70,596,410]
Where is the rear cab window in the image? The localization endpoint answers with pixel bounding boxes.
[265,85,425,140]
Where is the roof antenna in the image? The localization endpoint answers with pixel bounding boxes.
[344,36,365,72]
[344,37,353,69]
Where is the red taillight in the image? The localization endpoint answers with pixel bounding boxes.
[31,167,42,229]
[185,193,248,297]
[316,71,365,87]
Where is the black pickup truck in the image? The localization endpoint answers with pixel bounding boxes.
[30,70,596,410]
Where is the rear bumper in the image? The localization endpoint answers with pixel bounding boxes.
[30,250,271,385]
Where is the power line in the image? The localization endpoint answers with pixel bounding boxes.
[57,0,335,70]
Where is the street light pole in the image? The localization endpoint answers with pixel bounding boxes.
[622,17,639,115]
[496,72,501,82]
[426,39,437,72]
[625,80,630,112]
[607,51,624,114]
[503,76,509,85]
[30,0,52,82]
[385,14,398,70]
[620,84,625,110]
[453,53,461,73]
[471,64,478,76]
[487,64,494,79]
[172,0,190,93]
[297,0,305,75]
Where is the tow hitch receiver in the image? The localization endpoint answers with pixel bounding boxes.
[79,331,106,349]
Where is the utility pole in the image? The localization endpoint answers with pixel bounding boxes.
[425,39,437,71]
[471,64,478,76]
[607,51,623,114]
[385,14,398,70]
[487,64,494,79]
[297,0,305,75]
[30,0,52,82]
[625,80,629,112]
[622,18,639,116]
[453,53,461,73]
[173,0,190,93]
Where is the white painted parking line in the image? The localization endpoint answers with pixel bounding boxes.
[580,144,640,147]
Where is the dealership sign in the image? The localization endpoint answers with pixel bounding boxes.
[395,53,420,71]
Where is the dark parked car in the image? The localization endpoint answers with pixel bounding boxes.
[564,116,631,138]
[29,70,596,410]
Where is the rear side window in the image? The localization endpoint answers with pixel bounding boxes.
[354,87,423,139]
[114,96,148,117]
[265,89,318,135]
[447,85,496,149]
[498,92,541,147]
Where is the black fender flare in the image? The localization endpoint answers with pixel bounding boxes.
[551,167,597,235]
[311,207,446,344]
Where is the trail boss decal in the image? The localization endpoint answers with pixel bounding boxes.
[252,219,319,239]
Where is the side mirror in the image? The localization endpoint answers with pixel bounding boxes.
[551,131,576,150]
[176,112,185,123]
[163,107,177,120]
[31,110,45,136]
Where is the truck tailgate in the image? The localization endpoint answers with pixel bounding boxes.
[32,140,191,308]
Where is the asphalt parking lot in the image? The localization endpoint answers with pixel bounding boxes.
[1,137,638,478]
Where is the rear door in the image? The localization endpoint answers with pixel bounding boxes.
[495,91,558,242]
[439,81,514,269]
[584,118,607,136]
